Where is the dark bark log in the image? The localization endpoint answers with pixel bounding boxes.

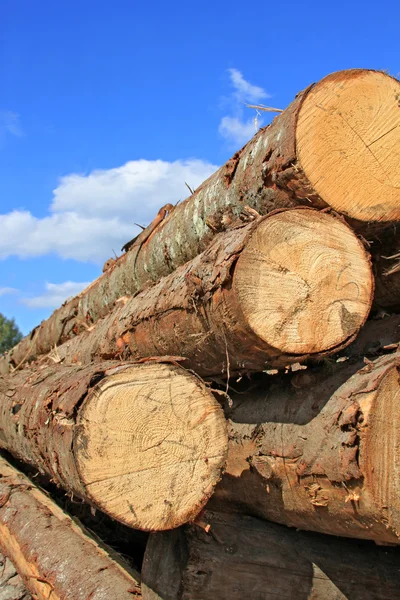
[5,210,372,379]
[141,511,400,600]
[210,344,400,543]
[0,361,227,531]
[370,227,400,311]
[0,455,141,600]
[2,69,397,372]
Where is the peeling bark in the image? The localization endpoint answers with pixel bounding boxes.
[0,455,141,600]
[2,69,397,373]
[0,361,228,531]
[142,511,400,600]
[0,553,32,600]
[211,349,400,544]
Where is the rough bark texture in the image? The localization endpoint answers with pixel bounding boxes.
[142,511,400,600]
[210,338,400,543]
[371,227,400,310]
[0,455,141,600]
[4,211,372,379]
[0,553,32,600]
[2,68,397,372]
[374,267,400,311]
[0,361,228,530]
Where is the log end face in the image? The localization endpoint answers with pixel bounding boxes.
[296,69,400,222]
[234,209,373,356]
[74,363,228,531]
[362,361,400,538]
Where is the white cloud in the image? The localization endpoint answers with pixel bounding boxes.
[219,116,259,147]
[0,111,23,139]
[51,159,215,218]
[227,68,271,103]
[219,69,271,147]
[0,158,218,263]
[20,281,91,309]
[0,287,18,297]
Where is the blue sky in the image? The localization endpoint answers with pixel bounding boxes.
[1,0,399,335]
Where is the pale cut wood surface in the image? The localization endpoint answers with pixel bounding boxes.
[234,209,373,354]
[75,363,228,530]
[297,70,400,222]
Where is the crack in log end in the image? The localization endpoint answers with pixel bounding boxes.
[296,70,400,222]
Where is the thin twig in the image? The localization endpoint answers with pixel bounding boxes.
[185,182,195,195]
[10,329,39,372]
[382,252,400,260]
[384,261,400,276]
[244,103,283,113]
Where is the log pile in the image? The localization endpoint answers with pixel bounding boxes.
[1,67,400,598]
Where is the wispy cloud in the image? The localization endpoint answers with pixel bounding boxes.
[0,287,18,297]
[219,69,271,147]
[20,281,91,309]
[219,117,257,146]
[0,111,24,141]
[227,68,270,103]
[0,158,218,264]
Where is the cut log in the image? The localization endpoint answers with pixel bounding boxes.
[141,511,400,600]
[2,69,397,373]
[211,351,400,543]
[0,455,141,600]
[26,210,372,378]
[0,361,228,531]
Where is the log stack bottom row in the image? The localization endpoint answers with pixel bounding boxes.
[142,512,400,600]
[1,67,400,599]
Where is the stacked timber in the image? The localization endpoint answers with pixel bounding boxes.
[2,68,400,374]
[1,67,400,598]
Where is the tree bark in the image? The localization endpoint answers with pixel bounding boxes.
[369,229,400,311]
[0,455,141,600]
[142,511,400,600]
[0,552,32,600]
[2,69,397,372]
[211,348,400,544]
[0,361,227,531]
[3,210,373,378]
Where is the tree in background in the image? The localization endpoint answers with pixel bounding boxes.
[0,314,23,354]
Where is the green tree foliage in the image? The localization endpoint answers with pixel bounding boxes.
[0,313,23,354]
